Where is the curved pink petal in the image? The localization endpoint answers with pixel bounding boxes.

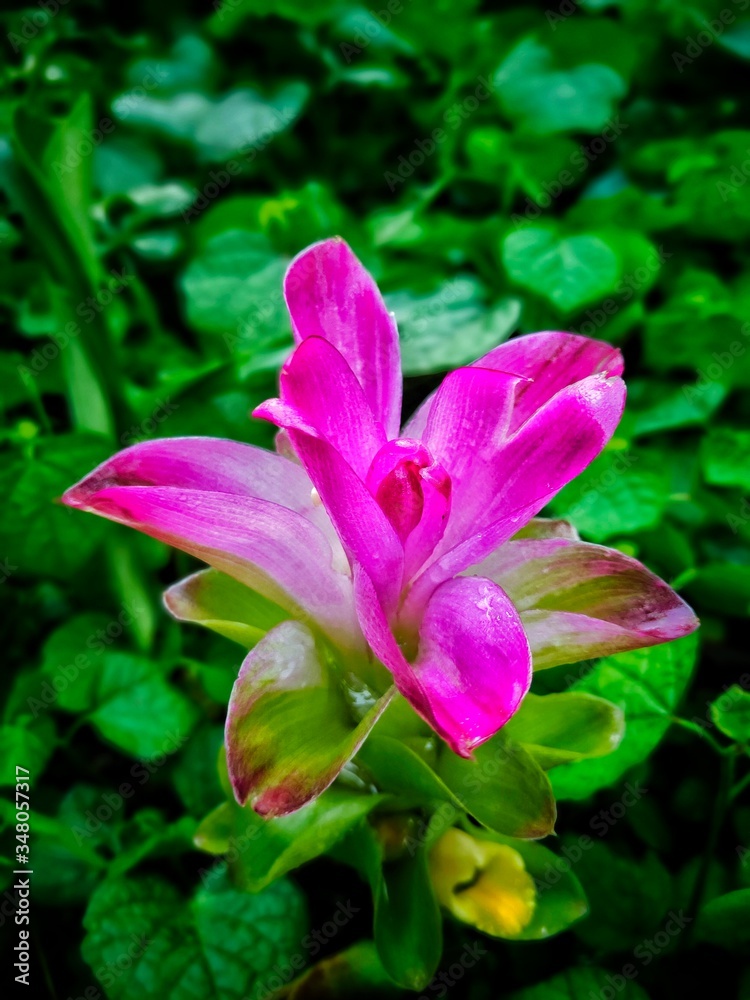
[405,331,623,439]
[275,336,387,479]
[353,569,531,757]
[254,406,405,618]
[472,538,699,669]
[403,373,626,620]
[421,366,521,550]
[364,438,452,578]
[413,576,533,756]
[477,331,624,432]
[61,436,336,544]
[402,462,452,582]
[62,475,360,651]
[284,238,402,438]
[423,366,520,470]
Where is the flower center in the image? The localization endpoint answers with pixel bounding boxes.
[366,438,451,580]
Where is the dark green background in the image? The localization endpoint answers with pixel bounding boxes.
[1,0,750,997]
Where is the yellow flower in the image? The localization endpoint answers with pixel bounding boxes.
[429,828,536,938]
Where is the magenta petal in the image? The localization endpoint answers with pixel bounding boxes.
[63,439,361,646]
[353,569,531,757]
[413,577,532,756]
[404,373,627,618]
[255,410,405,617]
[63,436,315,512]
[402,463,452,582]
[421,366,520,553]
[61,435,340,552]
[276,336,387,479]
[284,238,402,438]
[475,538,699,668]
[422,367,519,472]
[364,439,451,574]
[405,331,623,440]
[476,330,624,433]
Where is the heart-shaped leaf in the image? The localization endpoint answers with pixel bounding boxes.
[81,874,307,1000]
[502,228,619,312]
[551,634,699,800]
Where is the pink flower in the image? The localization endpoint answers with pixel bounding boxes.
[63,238,698,815]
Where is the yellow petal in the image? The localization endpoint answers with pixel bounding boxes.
[429,828,536,938]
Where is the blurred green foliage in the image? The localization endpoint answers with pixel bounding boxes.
[1,0,750,997]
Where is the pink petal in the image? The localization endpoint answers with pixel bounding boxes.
[63,444,360,650]
[403,373,626,620]
[254,408,405,618]
[413,577,533,756]
[421,366,521,553]
[364,439,452,578]
[61,436,335,542]
[284,238,402,438]
[474,538,699,669]
[353,569,531,756]
[477,331,624,432]
[402,462,452,582]
[405,331,623,439]
[274,336,387,479]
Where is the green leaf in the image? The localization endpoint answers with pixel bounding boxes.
[387,276,520,375]
[641,269,750,385]
[504,692,624,768]
[630,380,727,437]
[549,448,669,542]
[701,427,750,493]
[81,875,308,1000]
[552,635,699,800]
[0,434,110,580]
[195,787,385,892]
[337,821,441,990]
[277,941,399,998]
[686,563,750,618]
[87,653,199,759]
[510,966,651,1000]
[571,841,673,953]
[709,685,750,743]
[39,613,113,712]
[180,229,289,342]
[357,735,462,808]
[0,718,56,785]
[511,839,589,940]
[359,731,556,839]
[436,733,557,838]
[643,131,750,242]
[502,228,619,312]
[720,20,750,59]
[494,37,626,136]
[11,98,123,433]
[465,127,579,200]
[173,725,225,818]
[695,889,750,950]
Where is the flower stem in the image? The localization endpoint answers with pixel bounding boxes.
[670,716,733,756]
[685,751,735,942]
